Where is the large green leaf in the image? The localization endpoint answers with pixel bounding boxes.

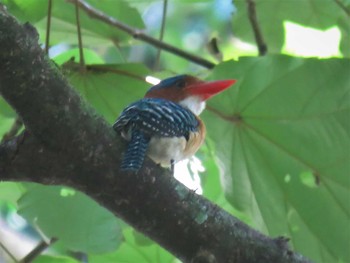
[0,182,25,206]
[18,184,123,253]
[66,63,151,123]
[232,0,350,56]
[199,141,253,224]
[0,115,14,139]
[0,96,16,118]
[53,48,105,65]
[205,55,350,263]
[89,227,178,263]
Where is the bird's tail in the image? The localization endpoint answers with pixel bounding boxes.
[121,130,150,172]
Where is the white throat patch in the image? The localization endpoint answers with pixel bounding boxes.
[179,96,206,115]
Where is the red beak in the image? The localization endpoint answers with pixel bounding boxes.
[185,79,236,100]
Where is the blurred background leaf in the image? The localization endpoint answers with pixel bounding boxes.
[232,0,350,57]
[18,184,123,254]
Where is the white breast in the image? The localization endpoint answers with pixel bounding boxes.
[147,136,188,167]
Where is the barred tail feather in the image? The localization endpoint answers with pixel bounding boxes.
[121,130,149,172]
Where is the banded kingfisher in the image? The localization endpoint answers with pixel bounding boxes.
[113,75,236,172]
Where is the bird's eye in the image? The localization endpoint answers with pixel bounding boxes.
[175,80,186,88]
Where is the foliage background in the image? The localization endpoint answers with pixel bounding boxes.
[0,0,349,263]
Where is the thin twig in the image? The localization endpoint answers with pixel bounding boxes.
[1,116,23,142]
[155,0,168,70]
[0,240,19,263]
[44,0,52,55]
[333,0,350,16]
[75,0,85,67]
[246,0,267,56]
[68,0,215,69]
[21,238,58,263]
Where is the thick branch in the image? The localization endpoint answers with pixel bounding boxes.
[0,7,312,263]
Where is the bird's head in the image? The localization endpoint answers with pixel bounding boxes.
[144,75,236,115]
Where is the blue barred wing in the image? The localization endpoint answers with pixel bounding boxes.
[113,98,199,140]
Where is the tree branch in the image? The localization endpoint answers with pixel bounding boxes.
[0,7,312,263]
[333,0,350,16]
[0,240,18,263]
[22,238,58,263]
[67,0,215,69]
[246,0,267,55]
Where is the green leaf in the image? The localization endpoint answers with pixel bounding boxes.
[35,0,144,46]
[338,14,350,57]
[66,63,151,123]
[232,0,349,55]
[0,98,23,140]
[132,230,153,247]
[33,255,80,263]
[18,184,123,253]
[2,0,145,45]
[0,96,16,118]
[0,115,14,139]
[53,48,105,65]
[1,0,48,23]
[0,182,25,206]
[89,227,178,263]
[199,141,252,225]
[206,55,350,263]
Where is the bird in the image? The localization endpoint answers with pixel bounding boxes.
[113,75,236,172]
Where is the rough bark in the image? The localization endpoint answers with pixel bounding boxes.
[0,7,313,263]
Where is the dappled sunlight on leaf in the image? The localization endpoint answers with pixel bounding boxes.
[283,22,342,58]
